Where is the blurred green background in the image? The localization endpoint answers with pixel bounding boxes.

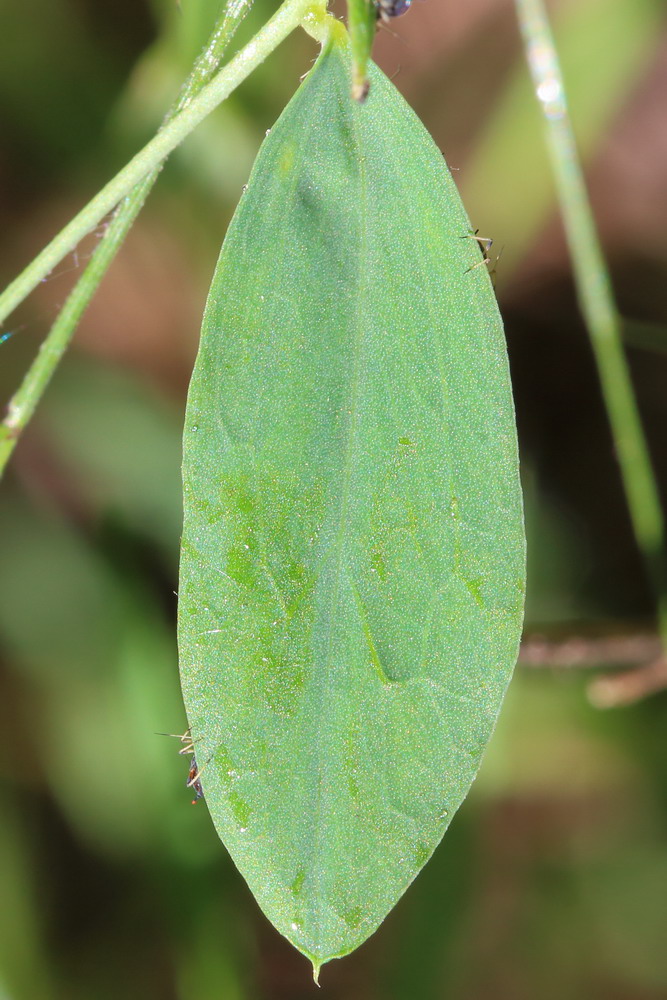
[2,0,667,996]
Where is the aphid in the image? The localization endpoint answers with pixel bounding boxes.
[374,0,412,21]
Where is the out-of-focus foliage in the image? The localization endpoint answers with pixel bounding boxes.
[1,0,667,997]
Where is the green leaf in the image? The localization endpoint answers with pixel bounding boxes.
[178,36,525,974]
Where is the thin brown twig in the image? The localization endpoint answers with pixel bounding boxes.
[519,628,667,707]
[520,631,662,670]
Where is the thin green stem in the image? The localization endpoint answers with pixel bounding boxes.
[173,0,255,114]
[0,0,316,332]
[0,0,328,477]
[0,0,256,475]
[514,0,667,643]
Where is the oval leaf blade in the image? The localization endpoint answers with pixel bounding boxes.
[179,37,525,972]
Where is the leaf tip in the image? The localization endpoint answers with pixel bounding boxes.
[312,961,322,987]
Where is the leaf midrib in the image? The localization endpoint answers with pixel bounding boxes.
[307,59,370,956]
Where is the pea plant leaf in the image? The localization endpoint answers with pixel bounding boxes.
[178,33,525,977]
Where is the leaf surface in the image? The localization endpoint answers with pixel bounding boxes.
[179,37,525,972]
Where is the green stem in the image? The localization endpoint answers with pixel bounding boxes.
[0,0,257,475]
[0,0,328,477]
[0,0,316,332]
[514,0,667,644]
[173,0,256,113]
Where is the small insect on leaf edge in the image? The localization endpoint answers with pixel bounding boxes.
[462,228,494,274]
[158,729,206,804]
[156,728,196,755]
[187,754,204,805]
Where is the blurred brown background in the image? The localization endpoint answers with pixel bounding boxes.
[2,0,667,997]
